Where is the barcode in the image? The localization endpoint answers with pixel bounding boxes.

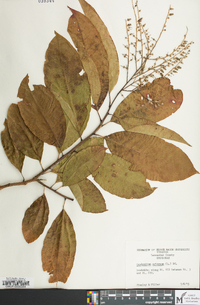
[0,277,34,289]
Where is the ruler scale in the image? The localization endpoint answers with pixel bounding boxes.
[100,289,191,305]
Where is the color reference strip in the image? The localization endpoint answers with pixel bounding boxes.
[87,291,99,305]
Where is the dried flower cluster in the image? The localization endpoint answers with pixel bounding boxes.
[122,1,193,91]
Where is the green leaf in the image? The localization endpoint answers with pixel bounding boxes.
[52,156,72,183]
[1,119,25,172]
[68,8,109,109]
[128,123,190,146]
[93,153,155,199]
[112,78,183,124]
[52,137,105,182]
[22,194,49,243]
[18,75,66,148]
[7,103,43,161]
[75,136,104,152]
[70,178,107,213]
[42,209,76,283]
[44,32,91,151]
[63,145,106,186]
[106,131,198,182]
[78,0,119,92]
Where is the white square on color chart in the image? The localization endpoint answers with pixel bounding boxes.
[126,241,199,289]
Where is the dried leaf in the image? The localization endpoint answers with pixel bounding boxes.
[78,0,119,91]
[106,131,198,182]
[18,75,66,148]
[44,32,91,151]
[1,119,25,172]
[52,136,105,182]
[7,103,43,161]
[128,123,190,146]
[112,78,183,124]
[75,136,104,152]
[68,8,109,109]
[93,153,155,199]
[63,146,106,186]
[22,194,49,243]
[52,155,73,183]
[59,103,81,152]
[42,210,76,283]
[70,178,107,213]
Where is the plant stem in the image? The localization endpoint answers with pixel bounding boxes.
[0,177,37,191]
[0,4,185,200]
[125,19,130,82]
[37,180,74,201]
[0,69,131,198]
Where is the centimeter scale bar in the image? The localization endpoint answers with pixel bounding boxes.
[100,290,175,305]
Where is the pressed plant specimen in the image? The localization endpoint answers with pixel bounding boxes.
[0,0,198,287]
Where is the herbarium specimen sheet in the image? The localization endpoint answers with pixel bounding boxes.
[0,0,199,289]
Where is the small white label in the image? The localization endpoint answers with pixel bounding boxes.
[0,277,34,289]
[38,0,54,3]
[126,240,199,288]
[175,290,200,305]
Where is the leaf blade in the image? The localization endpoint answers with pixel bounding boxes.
[112,78,183,124]
[22,194,49,243]
[93,153,155,199]
[106,131,198,182]
[51,136,105,182]
[7,103,43,161]
[42,210,76,283]
[68,9,109,109]
[78,0,119,91]
[44,32,91,150]
[70,178,107,213]
[128,123,190,146]
[1,119,25,172]
[63,145,106,186]
[18,75,66,148]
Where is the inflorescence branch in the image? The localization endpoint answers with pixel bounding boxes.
[122,1,193,92]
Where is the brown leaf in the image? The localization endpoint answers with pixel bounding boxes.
[78,0,119,92]
[68,8,109,109]
[128,123,190,146]
[106,131,198,182]
[7,103,43,161]
[44,32,91,151]
[1,119,25,172]
[18,75,66,148]
[93,153,155,199]
[63,145,106,186]
[42,210,76,283]
[112,78,183,124]
[22,194,49,243]
[70,178,107,213]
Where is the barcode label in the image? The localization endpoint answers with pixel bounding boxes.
[0,277,34,289]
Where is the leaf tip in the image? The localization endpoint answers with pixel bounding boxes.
[67,6,76,14]
[17,74,29,99]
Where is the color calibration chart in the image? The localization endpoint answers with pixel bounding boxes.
[87,291,99,305]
